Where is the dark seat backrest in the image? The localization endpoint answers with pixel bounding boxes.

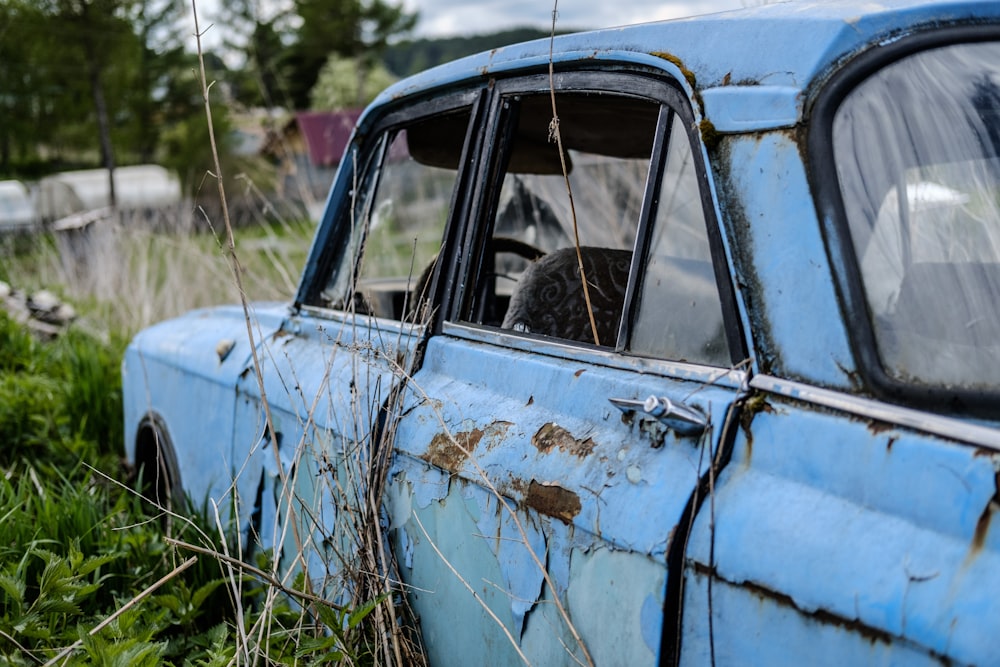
[501,246,631,345]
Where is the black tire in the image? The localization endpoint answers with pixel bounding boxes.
[133,414,182,517]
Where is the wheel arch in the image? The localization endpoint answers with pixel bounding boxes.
[132,412,184,510]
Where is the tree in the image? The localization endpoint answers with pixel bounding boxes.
[309,55,396,110]
[122,0,188,162]
[40,0,143,204]
[0,1,47,175]
[285,0,416,109]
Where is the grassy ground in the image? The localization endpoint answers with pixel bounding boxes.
[0,214,386,665]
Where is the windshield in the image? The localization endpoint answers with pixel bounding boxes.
[834,40,1000,390]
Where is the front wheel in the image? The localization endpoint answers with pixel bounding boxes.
[132,415,182,519]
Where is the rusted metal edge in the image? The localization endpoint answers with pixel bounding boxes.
[688,561,954,666]
[751,374,1000,451]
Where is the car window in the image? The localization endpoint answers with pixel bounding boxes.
[318,108,472,322]
[464,87,729,364]
[629,111,728,365]
[833,40,1000,389]
[465,91,655,346]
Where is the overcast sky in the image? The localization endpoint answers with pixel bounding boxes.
[400,0,753,38]
[193,0,757,43]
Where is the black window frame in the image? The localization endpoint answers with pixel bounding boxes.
[808,23,1000,414]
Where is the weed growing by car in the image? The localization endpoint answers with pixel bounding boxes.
[0,312,387,664]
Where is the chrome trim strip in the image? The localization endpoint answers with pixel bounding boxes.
[296,305,428,337]
[750,374,1000,451]
[441,321,748,388]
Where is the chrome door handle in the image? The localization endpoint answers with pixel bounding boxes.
[609,394,708,436]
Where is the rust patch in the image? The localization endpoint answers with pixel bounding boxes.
[867,419,894,435]
[482,421,514,451]
[532,423,596,458]
[574,369,585,378]
[425,429,484,471]
[739,393,773,465]
[972,471,1000,553]
[973,504,993,552]
[526,480,581,524]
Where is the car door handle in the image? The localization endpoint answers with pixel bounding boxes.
[609,394,708,437]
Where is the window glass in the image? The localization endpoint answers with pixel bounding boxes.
[629,112,728,365]
[318,109,470,321]
[834,41,1000,388]
[473,92,657,346]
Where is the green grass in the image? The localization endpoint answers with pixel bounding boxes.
[0,217,384,663]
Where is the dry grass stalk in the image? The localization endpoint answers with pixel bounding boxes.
[42,556,198,667]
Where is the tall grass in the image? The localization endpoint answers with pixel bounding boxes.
[0,207,315,341]
[0,203,381,664]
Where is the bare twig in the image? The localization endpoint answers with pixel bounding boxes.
[548,0,601,346]
[412,513,532,666]
[164,536,347,611]
[378,352,594,666]
[189,0,307,577]
[0,629,43,665]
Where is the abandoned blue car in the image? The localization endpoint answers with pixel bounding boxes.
[123,0,1000,663]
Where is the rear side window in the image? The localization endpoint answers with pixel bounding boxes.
[318,108,472,322]
[833,41,1000,390]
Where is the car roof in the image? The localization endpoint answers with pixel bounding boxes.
[371,0,1000,132]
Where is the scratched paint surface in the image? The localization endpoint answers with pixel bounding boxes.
[386,458,667,666]
[384,333,739,664]
[682,403,1000,665]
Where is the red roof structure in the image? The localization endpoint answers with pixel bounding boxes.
[295,109,362,167]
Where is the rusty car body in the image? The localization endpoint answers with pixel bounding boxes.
[123,1,1000,663]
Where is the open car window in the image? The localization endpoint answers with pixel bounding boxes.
[317,108,472,323]
[834,40,1000,390]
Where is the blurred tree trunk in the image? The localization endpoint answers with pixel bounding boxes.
[88,58,117,206]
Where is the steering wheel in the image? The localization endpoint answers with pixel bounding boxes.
[408,236,545,324]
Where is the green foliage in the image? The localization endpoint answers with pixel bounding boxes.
[0,309,387,664]
[284,0,417,108]
[0,0,202,179]
[310,55,398,110]
[0,313,122,470]
[382,27,572,77]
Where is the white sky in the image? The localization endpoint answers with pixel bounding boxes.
[190,0,756,45]
[401,0,753,37]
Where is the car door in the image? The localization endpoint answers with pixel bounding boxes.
[677,34,1000,666]
[385,71,747,666]
[226,91,486,596]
